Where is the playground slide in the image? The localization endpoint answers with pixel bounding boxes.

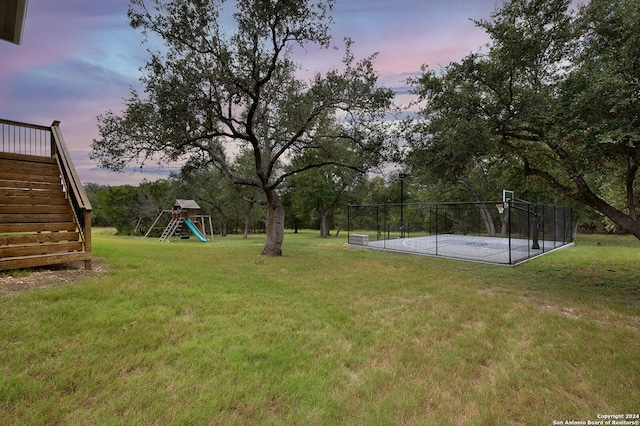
[183,218,208,242]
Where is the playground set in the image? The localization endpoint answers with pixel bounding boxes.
[145,199,214,242]
[347,190,574,265]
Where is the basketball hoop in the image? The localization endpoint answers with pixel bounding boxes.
[496,203,505,214]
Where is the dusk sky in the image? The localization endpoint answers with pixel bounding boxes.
[0,0,498,185]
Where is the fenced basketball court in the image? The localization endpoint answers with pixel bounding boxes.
[347,191,573,265]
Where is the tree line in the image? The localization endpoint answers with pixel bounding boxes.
[84,168,408,237]
[90,0,639,254]
[85,167,606,238]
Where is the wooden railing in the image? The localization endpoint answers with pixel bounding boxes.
[50,121,92,260]
[0,118,51,157]
[0,118,92,265]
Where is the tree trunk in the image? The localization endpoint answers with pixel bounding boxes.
[582,194,640,239]
[262,189,285,256]
[319,208,332,238]
[626,160,638,222]
[548,166,639,239]
[215,206,228,236]
[500,206,509,237]
[537,140,640,240]
[478,204,496,237]
[243,202,254,239]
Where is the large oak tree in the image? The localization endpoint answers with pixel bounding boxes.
[91,0,394,255]
[407,0,640,238]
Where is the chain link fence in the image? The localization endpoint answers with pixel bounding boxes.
[347,201,573,265]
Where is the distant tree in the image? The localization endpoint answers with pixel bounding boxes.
[232,150,267,238]
[361,176,395,205]
[88,181,173,234]
[91,0,394,255]
[172,153,266,237]
[292,165,361,237]
[170,163,238,236]
[96,185,140,234]
[289,132,366,237]
[135,179,175,232]
[407,0,640,239]
[84,183,110,226]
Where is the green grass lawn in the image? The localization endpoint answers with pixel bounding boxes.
[1,230,639,425]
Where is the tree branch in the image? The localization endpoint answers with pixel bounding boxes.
[270,161,364,190]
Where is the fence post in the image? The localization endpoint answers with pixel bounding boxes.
[508,201,512,265]
[435,204,439,256]
[376,205,380,240]
[384,204,388,246]
[347,205,350,241]
[532,204,540,250]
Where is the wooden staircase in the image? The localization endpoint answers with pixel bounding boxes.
[0,119,92,270]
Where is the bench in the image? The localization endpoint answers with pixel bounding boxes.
[348,234,369,246]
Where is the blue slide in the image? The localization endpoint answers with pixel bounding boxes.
[183,218,208,242]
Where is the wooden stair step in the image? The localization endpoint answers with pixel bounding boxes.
[0,172,61,184]
[0,252,92,271]
[0,182,65,193]
[0,232,81,245]
[0,222,77,233]
[0,196,70,206]
[0,241,84,257]
[0,205,72,214]
[0,152,57,164]
[0,213,74,223]
[0,158,60,177]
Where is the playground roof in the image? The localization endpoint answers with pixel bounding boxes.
[174,199,200,210]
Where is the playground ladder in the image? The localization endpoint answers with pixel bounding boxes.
[159,218,182,242]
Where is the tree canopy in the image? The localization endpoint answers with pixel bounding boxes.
[407,0,640,238]
[91,0,394,255]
